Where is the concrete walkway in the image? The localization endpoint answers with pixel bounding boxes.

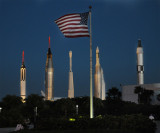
[156,121,160,133]
[0,122,159,133]
[0,127,15,133]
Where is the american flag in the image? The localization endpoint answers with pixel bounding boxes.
[55,12,89,38]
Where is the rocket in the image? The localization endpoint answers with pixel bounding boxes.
[94,47,101,98]
[68,51,74,98]
[20,51,26,100]
[94,47,106,100]
[101,68,106,100]
[45,36,54,101]
[136,39,144,85]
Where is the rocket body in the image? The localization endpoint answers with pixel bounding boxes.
[136,40,144,85]
[20,51,26,100]
[68,51,74,98]
[45,47,54,101]
[101,68,106,100]
[94,47,106,100]
[94,64,101,98]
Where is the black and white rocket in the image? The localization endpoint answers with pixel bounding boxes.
[20,51,26,100]
[136,39,144,85]
[45,36,54,101]
[68,51,74,98]
[94,47,106,100]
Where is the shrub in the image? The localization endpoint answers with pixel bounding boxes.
[36,114,156,133]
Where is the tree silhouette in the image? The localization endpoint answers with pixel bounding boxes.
[0,95,24,127]
[106,87,121,100]
[2,95,23,110]
[134,86,154,104]
[54,98,76,117]
[157,94,160,101]
[25,94,44,122]
[134,86,143,103]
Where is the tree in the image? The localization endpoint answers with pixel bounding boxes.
[93,97,104,116]
[25,94,44,122]
[25,94,44,108]
[141,89,154,104]
[72,96,90,116]
[54,98,76,117]
[0,95,24,127]
[134,86,154,104]
[1,95,23,110]
[106,87,121,100]
[157,94,160,101]
[134,86,143,103]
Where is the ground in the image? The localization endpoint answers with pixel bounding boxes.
[0,121,160,133]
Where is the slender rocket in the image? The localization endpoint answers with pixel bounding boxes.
[45,36,54,100]
[136,39,144,84]
[68,51,74,98]
[94,47,106,100]
[20,51,26,100]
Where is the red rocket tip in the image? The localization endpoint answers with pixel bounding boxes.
[22,51,24,63]
[48,36,50,48]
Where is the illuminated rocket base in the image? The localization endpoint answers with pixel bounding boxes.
[68,71,74,98]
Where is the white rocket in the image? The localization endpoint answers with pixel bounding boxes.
[20,51,26,100]
[101,68,106,100]
[45,36,54,101]
[136,39,144,85]
[68,51,74,98]
[94,47,106,100]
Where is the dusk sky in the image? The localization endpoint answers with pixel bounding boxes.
[0,0,160,100]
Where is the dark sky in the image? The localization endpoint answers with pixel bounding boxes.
[0,0,160,100]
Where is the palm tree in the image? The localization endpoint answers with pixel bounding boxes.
[157,94,160,101]
[106,87,121,100]
[134,86,154,104]
[141,89,154,104]
[134,86,143,103]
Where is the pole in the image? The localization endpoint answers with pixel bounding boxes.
[76,105,78,115]
[34,107,37,128]
[89,6,93,118]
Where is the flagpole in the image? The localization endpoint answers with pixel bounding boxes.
[89,6,93,118]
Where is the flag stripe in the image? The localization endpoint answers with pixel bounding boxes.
[58,21,80,28]
[61,26,88,32]
[64,33,89,36]
[55,12,89,38]
[65,35,90,38]
[55,14,79,23]
[62,29,88,33]
[57,18,81,25]
[56,17,81,25]
[60,25,88,31]
[63,31,89,34]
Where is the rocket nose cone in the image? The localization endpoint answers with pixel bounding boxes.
[138,40,142,47]
[47,48,52,55]
[96,47,99,53]
[21,64,26,68]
